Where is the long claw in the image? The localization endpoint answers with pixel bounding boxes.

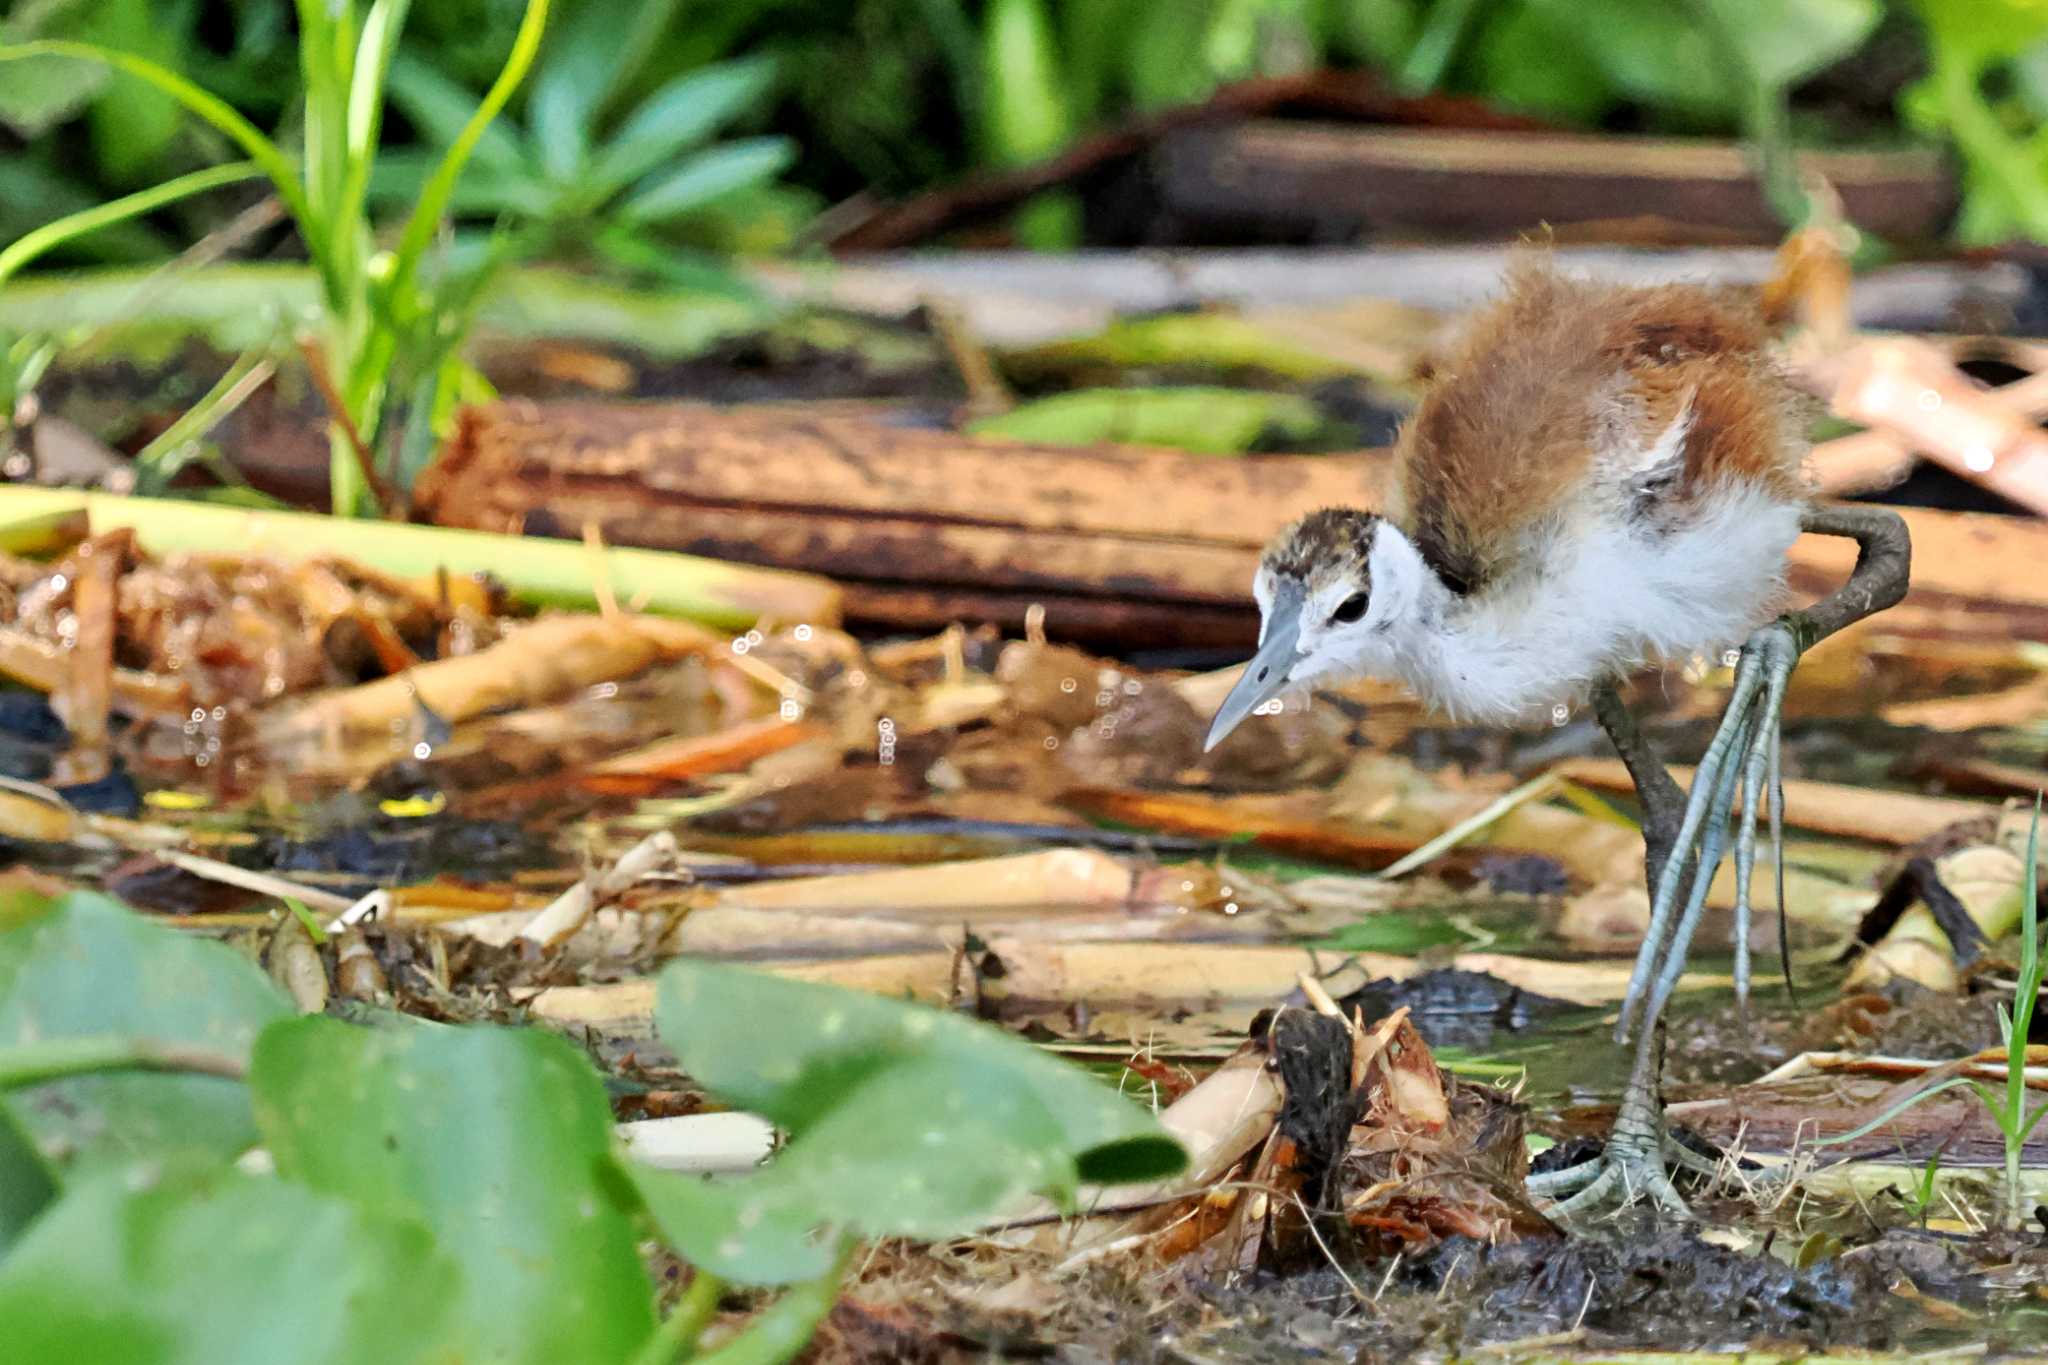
[1543,1162,1623,1221]
[1535,1026,1702,1224]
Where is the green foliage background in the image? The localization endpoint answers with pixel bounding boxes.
[10,0,2048,267]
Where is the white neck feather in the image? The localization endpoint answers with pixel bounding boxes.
[1357,489,1802,724]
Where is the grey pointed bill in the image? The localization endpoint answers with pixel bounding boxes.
[1203,587,1303,752]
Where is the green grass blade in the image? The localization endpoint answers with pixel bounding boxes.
[386,0,550,321]
[0,161,263,292]
[384,54,525,171]
[292,0,348,226]
[0,42,301,220]
[132,341,275,494]
[2010,800,2041,1132]
[1807,1075,1978,1148]
[0,39,327,298]
[335,0,416,249]
[2020,1099,2048,1147]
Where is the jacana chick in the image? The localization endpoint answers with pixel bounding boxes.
[1205,261,1912,1220]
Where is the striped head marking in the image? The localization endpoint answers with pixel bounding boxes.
[1207,508,1387,749]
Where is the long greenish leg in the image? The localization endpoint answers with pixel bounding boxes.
[1731,631,1794,1020]
[1641,633,1801,1031]
[1527,504,1912,1224]
[1617,647,1768,1043]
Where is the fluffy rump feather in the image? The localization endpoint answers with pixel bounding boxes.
[1390,257,1811,598]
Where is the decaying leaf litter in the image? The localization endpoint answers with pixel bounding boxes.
[5,245,2048,1360]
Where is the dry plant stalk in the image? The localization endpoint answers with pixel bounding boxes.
[522,940,1720,1038]
[580,715,828,793]
[518,830,683,951]
[1556,756,1988,846]
[1808,334,2048,515]
[49,532,122,785]
[707,848,1139,916]
[255,612,719,761]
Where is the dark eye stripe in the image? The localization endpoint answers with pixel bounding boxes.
[1331,593,1369,625]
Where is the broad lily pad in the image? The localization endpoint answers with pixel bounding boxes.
[0,1161,458,1365]
[0,891,288,1177]
[635,960,1186,1284]
[251,1015,655,1365]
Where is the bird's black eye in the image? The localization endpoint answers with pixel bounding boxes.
[1330,593,1369,625]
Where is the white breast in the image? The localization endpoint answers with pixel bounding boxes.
[1393,484,1805,724]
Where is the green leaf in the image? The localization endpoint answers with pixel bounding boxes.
[1057,0,1139,124]
[1469,0,1616,122]
[634,1051,1094,1284]
[0,0,108,136]
[616,136,795,225]
[967,386,1336,454]
[0,891,288,1177]
[981,0,1072,162]
[0,152,171,265]
[629,1162,842,1286]
[587,56,779,198]
[0,39,313,274]
[81,0,193,185]
[366,149,555,216]
[251,1015,655,1364]
[1523,0,1879,119]
[528,0,680,182]
[2020,1098,2048,1146]
[385,52,524,173]
[655,958,1184,1185]
[1913,0,2048,74]
[0,1103,55,1252]
[1318,911,1480,954]
[0,160,262,292]
[0,54,108,136]
[1326,0,1420,69]
[385,0,550,326]
[0,1161,459,1365]
[1128,0,1228,110]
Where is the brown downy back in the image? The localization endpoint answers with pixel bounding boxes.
[1390,255,1809,597]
